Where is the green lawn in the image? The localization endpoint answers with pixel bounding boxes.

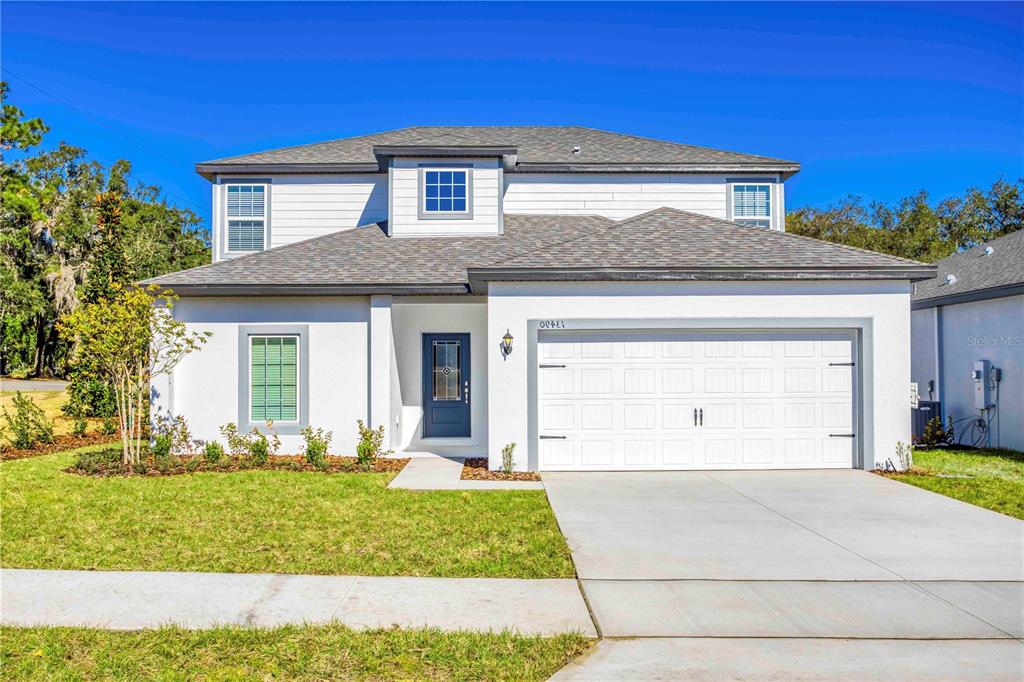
[0,624,591,681]
[0,448,574,578]
[891,447,1024,520]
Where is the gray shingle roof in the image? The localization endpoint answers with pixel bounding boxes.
[145,209,934,295]
[486,207,927,270]
[197,126,798,173]
[912,230,1024,307]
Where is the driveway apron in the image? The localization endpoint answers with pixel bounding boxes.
[543,469,1024,681]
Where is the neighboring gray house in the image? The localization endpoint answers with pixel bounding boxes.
[911,230,1024,451]
[147,126,937,471]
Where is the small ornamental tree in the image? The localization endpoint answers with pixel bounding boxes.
[60,285,210,466]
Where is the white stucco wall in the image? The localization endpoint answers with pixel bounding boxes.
[154,296,371,454]
[911,294,1024,451]
[486,280,913,471]
[390,298,488,455]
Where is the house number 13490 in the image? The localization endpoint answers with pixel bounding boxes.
[539,320,566,329]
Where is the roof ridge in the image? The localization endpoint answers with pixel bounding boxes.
[199,128,414,164]
[571,125,798,165]
[938,228,1024,264]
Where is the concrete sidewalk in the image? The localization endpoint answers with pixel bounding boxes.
[0,568,596,636]
[388,455,544,490]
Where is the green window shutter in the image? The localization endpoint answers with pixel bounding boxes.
[250,336,299,422]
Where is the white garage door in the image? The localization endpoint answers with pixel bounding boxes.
[537,330,857,471]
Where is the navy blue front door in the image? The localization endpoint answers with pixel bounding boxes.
[422,333,471,438]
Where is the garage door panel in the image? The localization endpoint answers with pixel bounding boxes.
[624,368,656,393]
[538,330,856,471]
[580,404,613,430]
[580,368,612,394]
[663,403,698,430]
[580,440,613,466]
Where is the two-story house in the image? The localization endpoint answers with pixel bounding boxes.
[147,126,935,471]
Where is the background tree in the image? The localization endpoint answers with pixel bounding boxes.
[0,83,210,387]
[59,286,210,466]
[787,179,1023,262]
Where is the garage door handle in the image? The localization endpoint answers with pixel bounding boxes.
[539,435,567,440]
[829,433,856,438]
[828,362,855,367]
[539,364,566,368]
[693,408,698,427]
[699,408,703,426]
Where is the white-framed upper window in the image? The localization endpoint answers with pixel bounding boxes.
[226,184,267,252]
[422,169,469,215]
[731,183,772,229]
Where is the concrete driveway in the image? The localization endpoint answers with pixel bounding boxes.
[545,470,1024,681]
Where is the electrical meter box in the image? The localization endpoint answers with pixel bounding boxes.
[973,360,991,410]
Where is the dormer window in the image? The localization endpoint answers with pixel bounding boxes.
[420,168,471,218]
[226,184,267,252]
[730,183,772,229]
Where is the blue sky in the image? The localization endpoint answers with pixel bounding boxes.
[3,2,1022,231]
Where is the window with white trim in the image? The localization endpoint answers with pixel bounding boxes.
[226,185,266,251]
[731,184,772,229]
[423,170,469,214]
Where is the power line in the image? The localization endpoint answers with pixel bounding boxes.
[2,67,206,214]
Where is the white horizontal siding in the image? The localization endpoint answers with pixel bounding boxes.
[213,174,387,260]
[389,158,502,237]
[503,174,781,226]
[210,170,787,261]
[269,174,387,248]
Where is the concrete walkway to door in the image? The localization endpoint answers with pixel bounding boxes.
[545,469,1024,681]
[388,455,544,490]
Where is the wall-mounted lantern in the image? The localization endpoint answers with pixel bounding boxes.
[501,329,514,357]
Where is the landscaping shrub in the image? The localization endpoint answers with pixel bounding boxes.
[218,421,280,464]
[72,418,88,437]
[99,417,117,436]
[152,414,195,455]
[249,434,270,465]
[1,392,55,449]
[151,433,173,461]
[62,374,117,418]
[219,423,247,456]
[74,448,121,475]
[302,426,332,468]
[204,441,224,464]
[501,442,517,474]
[921,415,954,448]
[895,441,913,471]
[356,420,390,470]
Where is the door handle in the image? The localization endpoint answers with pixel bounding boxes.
[540,435,567,440]
[699,408,703,426]
[693,408,698,427]
[464,380,469,404]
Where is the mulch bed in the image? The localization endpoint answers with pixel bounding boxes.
[65,451,410,477]
[461,457,541,481]
[0,432,119,461]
